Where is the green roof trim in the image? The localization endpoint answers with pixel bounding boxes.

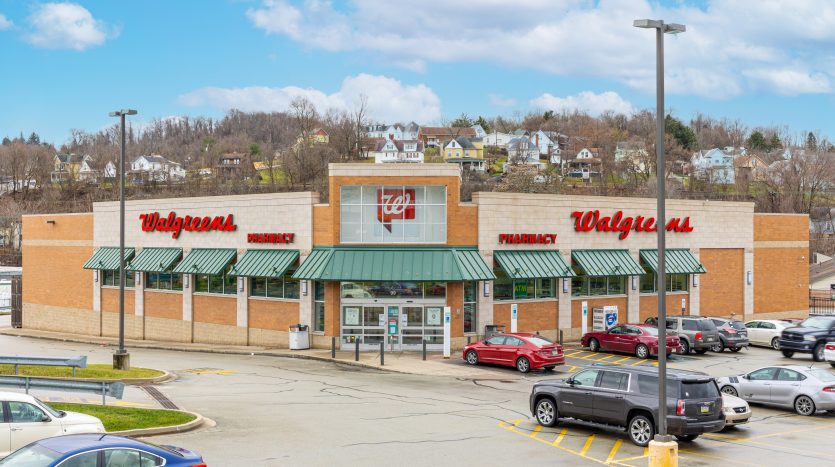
[292,247,495,281]
[640,249,706,274]
[83,247,135,271]
[229,249,299,278]
[571,249,645,277]
[495,250,575,279]
[126,248,182,273]
[172,248,237,276]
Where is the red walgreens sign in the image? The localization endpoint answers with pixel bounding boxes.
[377,188,415,232]
[571,210,693,240]
[499,233,557,244]
[140,212,237,239]
[247,233,295,244]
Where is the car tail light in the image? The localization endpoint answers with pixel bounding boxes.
[676,400,686,416]
[190,464,208,467]
[726,328,737,334]
[826,344,835,351]
[695,332,702,340]
[823,387,835,393]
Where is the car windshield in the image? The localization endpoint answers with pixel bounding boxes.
[698,319,717,331]
[0,444,62,466]
[642,327,657,336]
[681,380,720,399]
[799,316,835,329]
[35,397,65,418]
[729,321,746,331]
[526,336,553,347]
[810,369,835,382]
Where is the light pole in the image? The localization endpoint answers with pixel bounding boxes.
[633,18,685,456]
[109,109,137,370]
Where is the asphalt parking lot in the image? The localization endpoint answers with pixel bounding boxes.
[2,333,835,466]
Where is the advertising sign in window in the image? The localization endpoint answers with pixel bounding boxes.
[340,186,447,243]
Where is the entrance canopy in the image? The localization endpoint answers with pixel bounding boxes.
[229,249,299,278]
[83,247,135,270]
[494,250,575,279]
[126,247,182,272]
[173,248,236,275]
[571,249,644,277]
[640,249,706,274]
[292,247,495,281]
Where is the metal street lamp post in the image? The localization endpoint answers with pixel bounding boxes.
[633,18,685,450]
[109,109,138,371]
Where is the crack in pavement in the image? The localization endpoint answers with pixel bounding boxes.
[342,436,491,447]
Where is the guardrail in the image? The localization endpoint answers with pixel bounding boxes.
[0,376,125,405]
[0,355,88,377]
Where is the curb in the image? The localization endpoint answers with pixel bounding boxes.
[109,411,208,437]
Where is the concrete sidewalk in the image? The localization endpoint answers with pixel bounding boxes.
[0,327,546,380]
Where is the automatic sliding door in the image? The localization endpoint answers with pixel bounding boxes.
[401,306,424,348]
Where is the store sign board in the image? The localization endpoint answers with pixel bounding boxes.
[377,188,416,232]
[571,210,693,240]
[247,233,295,244]
[139,211,237,239]
[499,233,557,244]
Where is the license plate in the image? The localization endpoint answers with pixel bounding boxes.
[551,350,557,356]
[705,337,713,342]
[700,405,710,414]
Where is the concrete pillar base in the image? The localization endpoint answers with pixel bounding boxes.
[113,352,131,371]
[648,439,678,467]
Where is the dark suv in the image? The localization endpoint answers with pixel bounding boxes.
[779,315,835,361]
[530,365,725,446]
[708,317,749,352]
[646,316,721,354]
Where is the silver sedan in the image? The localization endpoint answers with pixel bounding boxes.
[716,365,835,416]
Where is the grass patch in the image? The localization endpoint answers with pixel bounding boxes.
[48,403,195,432]
[0,363,164,380]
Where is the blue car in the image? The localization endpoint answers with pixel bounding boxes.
[0,433,205,467]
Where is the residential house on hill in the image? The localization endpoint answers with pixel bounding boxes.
[564,147,602,179]
[130,155,186,183]
[482,131,516,147]
[365,122,420,141]
[733,155,768,183]
[444,136,485,172]
[216,152,254,180]
[371,138,425,164]
[532,130,567,164]
[471,124,487,138]
[418,127,476,148]
[51,154,92,183]
[506,136,541,166]
[103,161,117,180]
[293,128,330,151]
[691,148,735,184]
[615,140,650,173]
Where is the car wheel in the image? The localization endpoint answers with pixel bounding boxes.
[795,395,816,416]
[695,348,709,355]
[675,434,699,442]
[830,362,835,369]
[589,338,600,352]
[813,342,825,362]
[771,337,781,350]
[635,344,649,359]
[465,350,479,366]
[535,398,558,427]
[781,349,794,358]
[544,365,555,371]
[729,347,742,353]
[628,415,655,447]
[680,339,691,355]
[711,340,725,352]
[721,385,738,397]
[516,356,531,373]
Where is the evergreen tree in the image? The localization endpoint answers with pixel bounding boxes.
[746,131,766,151]
[27,132,40,145]
[806,131,817,151]
[543,110,555,121]
[664,115,697,150]
[450,113,473,128]
[474,116,491,134]
[768,134,781,151]
[1,137,10,146]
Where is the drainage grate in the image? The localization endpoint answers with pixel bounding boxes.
[140,385,179,410]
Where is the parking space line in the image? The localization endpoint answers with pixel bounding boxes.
[498,420,616,466]
[529,425,542,439]
[597,355,619,362]
[611,356,633,364]
[580,353,604,360]
[605,439,622,463]
[552,428,568,446]
[629,359,649,366]
[579,434,595,456]
[566,350,586,357]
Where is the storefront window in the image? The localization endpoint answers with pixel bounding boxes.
[493,268,513,300]
[464,282,477,334]
[145,269,183,291]
[537,278,554,298]
[101,270,134,288]
[313,282,325,333]
[250,271,300,299]
[639,270,690,293]
[493,266,556,301]
[571,274,628,297]
[196,264,236,295]
[339,185,447,243]
[339,282,445,299]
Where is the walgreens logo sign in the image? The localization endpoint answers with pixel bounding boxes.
[377,188,415,232]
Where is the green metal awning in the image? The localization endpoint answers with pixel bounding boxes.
[640,249,706,274]
[83,247,135,270]
[229,249,299,278]
[494,250,575,279]
[292,247,495,281]
[571,249,645,277]
[127,248,183,273]
[172,248,237,276]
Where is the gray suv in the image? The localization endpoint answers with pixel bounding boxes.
[530,365,725,446]
[646,316,721,355]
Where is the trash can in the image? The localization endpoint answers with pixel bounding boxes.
[289,324,310,350]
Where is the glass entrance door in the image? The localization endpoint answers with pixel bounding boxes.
[340,303,445,351]
[401,306,424,350]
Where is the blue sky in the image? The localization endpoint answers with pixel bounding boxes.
[1,0,834,146]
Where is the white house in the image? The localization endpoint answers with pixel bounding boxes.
[371,139,425,164]
[103,161,117,179]
[471,124,487,138]
[483,131,516,147]
[532,130,565,164]
[77,159,100,183]
[131,155,186,182]
[366,122,420,141]
[691,148,735,184]
[504,136,542,171]
[615,141,650,173]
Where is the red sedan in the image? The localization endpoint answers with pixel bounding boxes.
[463,333,565,373]
[581,324,682,359]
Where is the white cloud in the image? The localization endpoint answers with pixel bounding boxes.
[178,74,442,123]
[245,0,835,99]
[25,2,117,51]
[0,14,12,30]
[489,94,517,107]
[530,91,635,116]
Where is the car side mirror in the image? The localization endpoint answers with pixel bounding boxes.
[41,415,51,422]
[566,378,574,385]
[483,341,490,346]
[741,374,749,380]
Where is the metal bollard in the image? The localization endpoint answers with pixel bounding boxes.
[355,339,360,362]
[331,336,336,358]
[380,341,385,366]
[101,382,107,406]
[559,330,564,345]
[422,340,427,361]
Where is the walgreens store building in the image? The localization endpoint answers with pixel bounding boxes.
[22,164,809,350]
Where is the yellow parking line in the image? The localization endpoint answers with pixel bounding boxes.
[612,447,649,464]
[581,353,604,360]
[566,350,586,357]
[597,354,619,362]
[630,359,649,366]
[529,425,542,439]
[579,434,596,456]
[552,428,568,446]
[605,439,623,463]
[612,356,633,364]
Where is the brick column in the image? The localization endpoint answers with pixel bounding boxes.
[744,248,754,320]
[183,273,193,342]
[690,250,701,316]
[478,280,492,338]
[236,275,248,328]
[628,250,640,323]
[93,270,102,336]
[558,252,572,334]
[134,272,144,340]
